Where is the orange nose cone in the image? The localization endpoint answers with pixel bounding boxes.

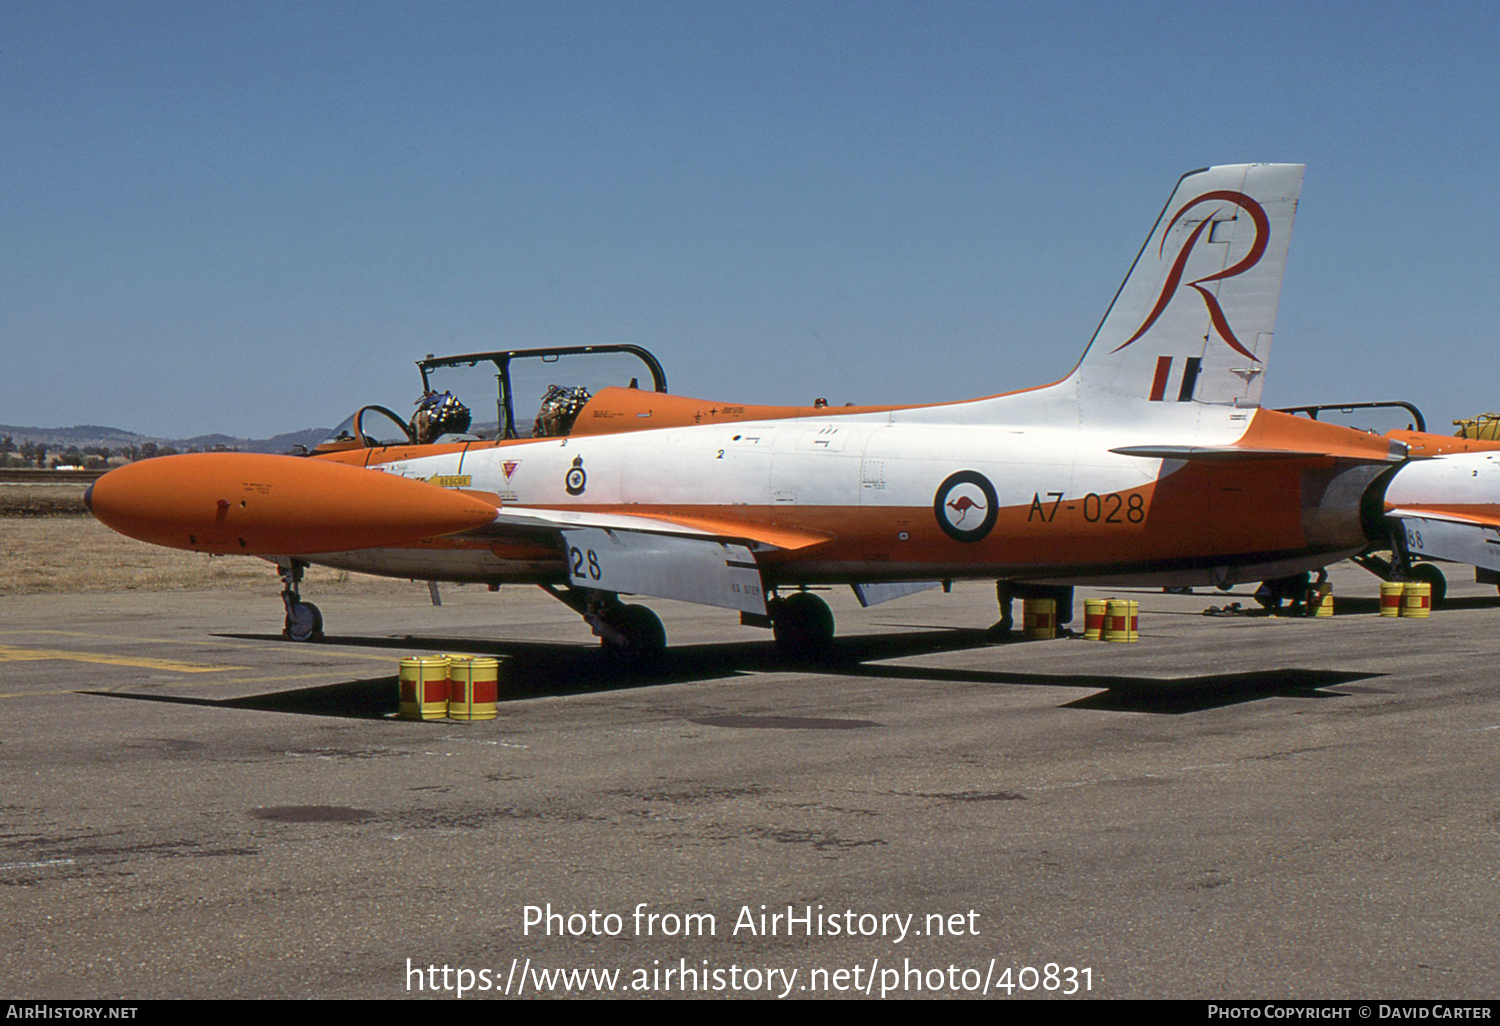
[88,453,498,555]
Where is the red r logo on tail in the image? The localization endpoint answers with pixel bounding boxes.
[1112,190,1270,361]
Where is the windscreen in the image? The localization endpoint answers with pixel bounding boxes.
[356,407,416,446]
[318,406,415,448]
[320,413,360,447]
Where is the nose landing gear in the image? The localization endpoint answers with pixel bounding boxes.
[278,561,324,642]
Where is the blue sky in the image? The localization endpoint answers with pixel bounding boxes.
[4,0,1498,438]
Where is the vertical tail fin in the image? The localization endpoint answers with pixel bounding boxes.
[1070,163,1304,410]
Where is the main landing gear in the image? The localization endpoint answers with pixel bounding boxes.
[278,560,323,642]
[768,591,835,659]
[1351,551,1449,608]
[544,586,666,669]
[1408,562,1448,607]
[542,584,840,666]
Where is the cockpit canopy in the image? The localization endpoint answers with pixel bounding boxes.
[309,342,893,457]
[313,344,669,453]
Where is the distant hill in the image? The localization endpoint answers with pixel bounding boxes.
[0,424,332,454]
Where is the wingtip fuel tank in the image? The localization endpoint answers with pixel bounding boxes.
[86,452,498,556]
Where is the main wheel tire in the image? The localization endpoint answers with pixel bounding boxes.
[601,604,666,669]
[1410,563,1448,607]
[284,601,323,642]
[772,592,835,660]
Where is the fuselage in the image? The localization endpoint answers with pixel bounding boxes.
[302,390,1393,590]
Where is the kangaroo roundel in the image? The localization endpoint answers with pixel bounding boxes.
[934,471,999,543]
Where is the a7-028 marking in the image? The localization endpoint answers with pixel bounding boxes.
[1028,491,1145,524]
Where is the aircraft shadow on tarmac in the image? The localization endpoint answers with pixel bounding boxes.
[1331,594,1500,615]
[80,626,1383,720]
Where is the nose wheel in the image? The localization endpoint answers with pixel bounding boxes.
[278,561,324,642]
[283,597,324,642]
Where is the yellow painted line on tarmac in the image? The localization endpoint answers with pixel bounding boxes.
[0,630,404,662]
[0,669,384,701]
[127,670,374,690]
[0,645,249,674]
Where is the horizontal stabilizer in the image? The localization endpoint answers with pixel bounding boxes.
[1111,444,1406,463]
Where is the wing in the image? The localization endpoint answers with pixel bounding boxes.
[1389,509,1500,573]
[455,506,833,614]
[460,505,831,551]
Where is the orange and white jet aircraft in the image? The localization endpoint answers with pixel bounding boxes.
[1270,401,1500,601]
[1376,431,1500,596]
[87,162,1416,658]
